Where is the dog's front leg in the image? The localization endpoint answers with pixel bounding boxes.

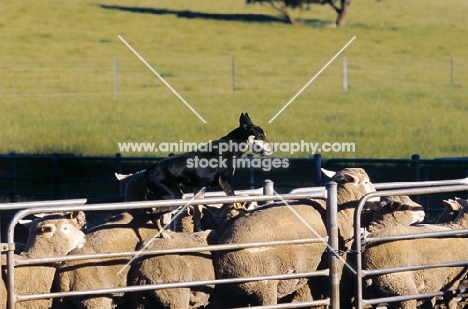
[191,187,205,232]
[218,178,245,210]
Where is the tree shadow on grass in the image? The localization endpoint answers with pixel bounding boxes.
[99,4,285,23]
[98,4,331,26]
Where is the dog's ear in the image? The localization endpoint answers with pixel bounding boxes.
[239,113,253,129]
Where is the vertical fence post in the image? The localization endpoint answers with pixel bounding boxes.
[10,153,16,203]
[450,58,454,88]
[313,153,322,185]
[232,57,236,93]
[52,153,60,200]
[343,57,348,91]
[114,57,118,98]
[411,153,421,204]
[115,153,123,197]
[411,153,421,182]
[263,179,274,204]
[326,181,339,309]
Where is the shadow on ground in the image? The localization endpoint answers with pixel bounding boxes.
[99,4,331,26]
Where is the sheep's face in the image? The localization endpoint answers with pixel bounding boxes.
[322,168,379,208]
[380,196,425,225]
[23,211,86,257]
[437,199,463,223]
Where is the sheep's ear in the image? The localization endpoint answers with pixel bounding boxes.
[443,199,462,211]
[70,211,86,228]
[455,198,468,209]
[321,168,336,179]
[341,172,359,185]
[41,224,56,237]
[390,201,403,211]
[19,219,32,228]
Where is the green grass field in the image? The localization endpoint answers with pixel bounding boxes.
[1,0,467,159]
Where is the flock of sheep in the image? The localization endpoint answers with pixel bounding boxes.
[2,167,468,309]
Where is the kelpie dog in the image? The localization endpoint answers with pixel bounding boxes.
[144,113,273,231]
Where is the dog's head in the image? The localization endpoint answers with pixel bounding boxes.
[240,113,274,157]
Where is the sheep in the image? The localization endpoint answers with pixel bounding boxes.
[213,167,379,306]
[0,211,86,309]
[129,230,219,309]
[366,195,426,234]
[435,197,465,223]
[362,198,468,309]
[55,211,161,309]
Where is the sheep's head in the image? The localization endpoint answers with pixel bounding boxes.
[436,198,464,223]
[375,195,425,226]
[446,198,468,227]
[21,211,86,258]
[322,168,378,208]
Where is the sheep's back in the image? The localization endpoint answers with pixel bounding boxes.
[215,204,327,279]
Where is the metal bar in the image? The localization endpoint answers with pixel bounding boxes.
[288,177,468,195]
[235,299,330,309]
[2,192,326,213]
[363,288,468,306]
[365,227,468,245]
[16,270,330,302]
[326,181,339,309]
[15,237,328,266]
[353,183,468,309]
[363,259,468,277]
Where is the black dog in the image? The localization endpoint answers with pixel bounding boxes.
[144,113,273,230]
[145,113,273,199]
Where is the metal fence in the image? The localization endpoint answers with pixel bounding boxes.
[1,57,466,99]
[2,177,468,308]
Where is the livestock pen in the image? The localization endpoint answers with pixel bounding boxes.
[1,177,468,309]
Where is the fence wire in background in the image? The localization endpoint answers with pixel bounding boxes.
[0,57,465,99]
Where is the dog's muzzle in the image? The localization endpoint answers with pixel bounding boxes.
[252,140,274,156]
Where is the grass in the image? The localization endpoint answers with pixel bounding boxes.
[1,0,468,159]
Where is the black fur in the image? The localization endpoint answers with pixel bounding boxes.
[144,113,272,200]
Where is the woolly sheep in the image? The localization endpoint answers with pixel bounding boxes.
[0,211,86,309]
[363,198,468,309]
[213,168,378,306]
[129,230,219,309]
[366,195,426,234]
[435,197,465,223]
[55,211,160,309]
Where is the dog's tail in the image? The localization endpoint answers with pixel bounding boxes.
[115,170,146,184]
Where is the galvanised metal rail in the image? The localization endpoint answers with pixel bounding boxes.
[353,183,468,309]
[3,177,468,309]
[4,189,335,309]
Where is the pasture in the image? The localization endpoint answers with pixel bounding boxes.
[1,0,468,159]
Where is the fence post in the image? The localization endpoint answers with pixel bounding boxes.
[411,153,420,182]
[52,153,60,200]
[313,153,322,185]
[343,57,348,91]
[450,58,454,88]
[326,181,339,309]
[263,179,274,204]
[10,153,16,203]
[115,153,123,197]
[114,57,118,98]
[232,57,236,93]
